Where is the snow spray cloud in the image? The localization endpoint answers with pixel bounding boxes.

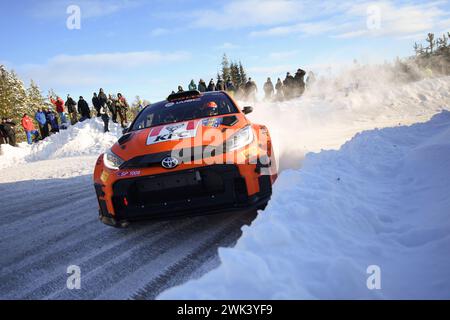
[240,60,437,172]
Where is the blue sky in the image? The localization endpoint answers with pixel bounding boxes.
[1,0,449,103]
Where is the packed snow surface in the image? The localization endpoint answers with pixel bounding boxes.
[160,111,450,299]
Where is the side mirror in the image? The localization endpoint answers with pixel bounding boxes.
[242,106,253,115]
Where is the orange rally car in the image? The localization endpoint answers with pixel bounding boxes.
[93,90,277,227]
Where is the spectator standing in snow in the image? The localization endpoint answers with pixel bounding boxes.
[263,77,275,100]
[188,80,197,91]
[65,95,78,125]
[116,93,129,128]
[77,96,91,122]
[177,86,184,93]
[99,104,110,133]
[275,78,284,101]
[225,78,235,95]
[21,113,39,144]
[198,79,207,92]
[45,107,59,134]
[50,96,67,125]
[2,117,17,146]
[294,68,306,96]
[216,77,226,91]
[107,94,118,123]
[245,78,258,101]
[92,93,101,117]
[283,72,295,99]
[207,79,216,92]
[98,88,108,108]
[0,119,8,145]
[35,107,49,139]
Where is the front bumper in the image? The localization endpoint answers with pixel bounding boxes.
[95,164,272,224]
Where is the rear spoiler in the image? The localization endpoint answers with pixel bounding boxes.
[167,90,201,102]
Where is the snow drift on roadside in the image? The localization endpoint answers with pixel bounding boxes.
[0,118,122,170]
[159,111,450,299]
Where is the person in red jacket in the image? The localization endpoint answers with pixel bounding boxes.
[21,113,40,144]
[50,96,68,125]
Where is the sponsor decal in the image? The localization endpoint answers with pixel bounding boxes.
[164,102,175,108]
[100,170,109,183]
[117,170,141,177]
[202,117,223,128]
[146,120,200,145]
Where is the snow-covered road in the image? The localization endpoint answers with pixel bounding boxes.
[0,159,257,299]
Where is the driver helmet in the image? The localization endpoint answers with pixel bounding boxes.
[203,101,219,116]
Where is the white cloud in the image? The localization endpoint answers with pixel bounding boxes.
[248,1,450,39]
[191,0,304,29]
[32,0,143,19]
[17,51,190,87]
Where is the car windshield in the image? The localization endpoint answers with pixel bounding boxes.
[131,93,239,131]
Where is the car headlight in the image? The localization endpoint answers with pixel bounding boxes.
[225,125,254,151]
[103,149,124,170]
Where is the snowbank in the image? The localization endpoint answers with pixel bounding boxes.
[159,111,450,299]
[0,118,122,170]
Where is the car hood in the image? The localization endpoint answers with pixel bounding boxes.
[111,114,249,161]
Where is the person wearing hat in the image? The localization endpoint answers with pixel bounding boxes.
[198,79,207,92]
[77,96,91,122]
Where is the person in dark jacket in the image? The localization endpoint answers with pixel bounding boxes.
[198,79,207,92]
[35,107,49,139]
[0,119,9,144]
[98,88,108,108]
[65,95,78,125]
[263,77,275,100]
[207,79,216,92]
[107,94,117,123]
[78,96,91,122]
[177,86,184,93]
[283,72,295,99]
[216,77,226,91]
[245,78,258,101]
[92,93,101,117]
[45,108,59,133]
[225,78,235,94]
[116,93,129,128]
[188,80,197,91]
[2,117,17,146]
[294,68,306,96]
[275,78,284,101]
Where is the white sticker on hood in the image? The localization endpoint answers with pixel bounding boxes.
[146,120,200,145]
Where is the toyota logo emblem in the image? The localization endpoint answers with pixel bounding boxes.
[161,157,179,169]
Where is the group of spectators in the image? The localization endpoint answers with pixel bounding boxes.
[176,67,314,103]
[0,89,131,147]
[176,76,259,101]
[263,69,316,101]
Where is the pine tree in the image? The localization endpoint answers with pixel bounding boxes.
[230,62,240,87]
[221,54,231,81]
[27,80,45,111]
[426,33,435,54]
[0,65,29,120]
[239,61,248,85]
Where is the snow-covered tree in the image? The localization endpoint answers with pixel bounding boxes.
[221,54,231,81]
[0,65,29,120]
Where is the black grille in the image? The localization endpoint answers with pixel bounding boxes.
[112,165,248,219]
